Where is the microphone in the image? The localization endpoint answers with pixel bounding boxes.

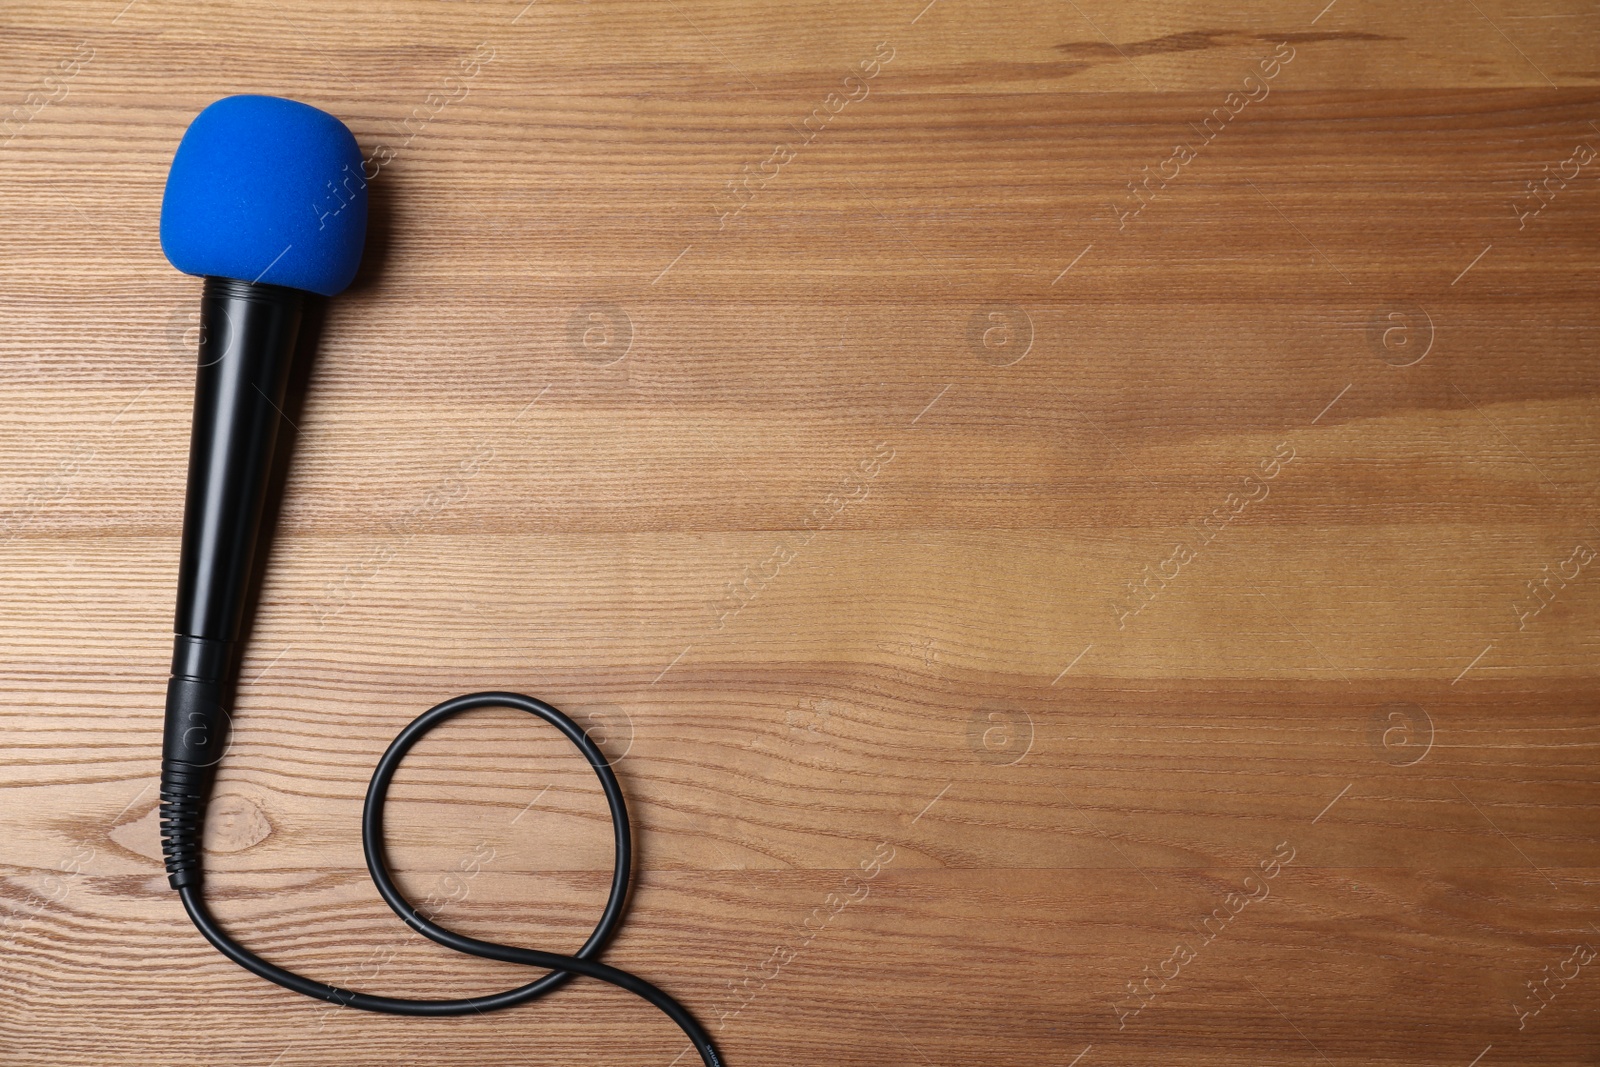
[158,94,366,862]
[156,95,723,1067]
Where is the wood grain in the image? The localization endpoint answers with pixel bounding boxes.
[3,0,1599,1064]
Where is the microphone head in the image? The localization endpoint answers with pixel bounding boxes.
[161,95,367,297]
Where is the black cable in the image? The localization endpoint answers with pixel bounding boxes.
[163,691,724,1067]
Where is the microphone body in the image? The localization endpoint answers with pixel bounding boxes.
[160,279,302,882]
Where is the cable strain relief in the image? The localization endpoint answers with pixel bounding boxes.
[160,758,213,890]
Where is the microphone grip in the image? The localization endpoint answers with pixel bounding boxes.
[161,276,304,888]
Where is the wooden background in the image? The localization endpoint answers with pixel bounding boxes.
[2,0,1599,1064]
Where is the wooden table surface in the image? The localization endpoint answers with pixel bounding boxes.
[3,1,1599,1064]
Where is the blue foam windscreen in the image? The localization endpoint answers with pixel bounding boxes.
[161,95,368,297]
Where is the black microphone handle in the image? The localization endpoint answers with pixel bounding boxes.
[161,276,303,888]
